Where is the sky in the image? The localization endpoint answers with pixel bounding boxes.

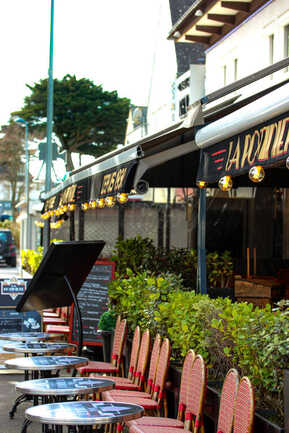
[0,0,160,127]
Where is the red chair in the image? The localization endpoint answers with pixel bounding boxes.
[102,337,171,422]
[217,369,239,433]
[233,376,254,433]
[128,354,206,433]
[45,307,70,336]
[92,328,150,391]
[79,318,127,377]
[127,349,195,430]
[101,333,161,399]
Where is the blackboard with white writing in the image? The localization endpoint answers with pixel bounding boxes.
[70,262,115,346]
[0,309,41,333]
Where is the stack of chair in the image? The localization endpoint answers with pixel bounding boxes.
[92,327,151,392]
[127,349,196,430]
[102,337,171,432]
[127,366,254,433]
[45,306,71,337]
[78,317,127,377]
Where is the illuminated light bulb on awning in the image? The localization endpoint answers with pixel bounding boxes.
[89,200,97,209]
[249,165,265,183]
[68,203,75,211]
[196,180,207,189]
[105,196,116,208]
[96,198,105,209]
[117,193,129,204]
[218,176,233,191]
[81,202,89,211]
[63,205,68,212]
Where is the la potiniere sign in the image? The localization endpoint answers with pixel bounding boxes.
[197,111,289,184]
[0,278,30,307]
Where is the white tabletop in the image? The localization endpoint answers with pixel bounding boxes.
[25,401,144,425]
[5,356,88,371]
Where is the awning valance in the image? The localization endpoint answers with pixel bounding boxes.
[197,111,289,185]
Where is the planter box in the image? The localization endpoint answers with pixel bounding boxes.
[234,277,284,307]
[167,365,284,433]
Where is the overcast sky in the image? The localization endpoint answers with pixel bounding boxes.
[0,0,159,127]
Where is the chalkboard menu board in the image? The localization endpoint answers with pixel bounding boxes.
[0,309,41,333]
[0,278,31,308]
[70,261,115,346]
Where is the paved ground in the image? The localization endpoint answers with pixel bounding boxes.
[0,372,39,433]
[0,261,42,432]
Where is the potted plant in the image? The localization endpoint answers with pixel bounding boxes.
[98,310,116,362]
[207,251,235,300]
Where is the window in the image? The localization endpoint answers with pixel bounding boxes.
[234,58,238,81]
[269,34,274,65]
[284,25,289,58]
[223,65,227,86]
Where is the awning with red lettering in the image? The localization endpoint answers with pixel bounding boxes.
[196,82,289,187]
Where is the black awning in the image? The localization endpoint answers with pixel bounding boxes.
[90,160,138,199]
[197,111,289,185]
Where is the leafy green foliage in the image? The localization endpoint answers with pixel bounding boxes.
[21,239,63,275]
[111,236,233,290]
[108,269,289,420]
[21,246,43,275]
[108,269,183,334]
[98,310,117,331]
[13,75,130,171]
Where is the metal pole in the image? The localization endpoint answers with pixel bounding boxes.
[45,0,54,193]
[197,188,207,294]
[24,123,30,249]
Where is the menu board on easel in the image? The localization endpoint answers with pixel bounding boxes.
[0,277,42,335]
[69,261,115,346]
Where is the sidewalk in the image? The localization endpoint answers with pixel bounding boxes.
[0,373,39,433]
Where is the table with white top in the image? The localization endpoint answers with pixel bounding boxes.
[3,341,76,355]
[17,377,115,433]
[25,400,144,433]
[5,356,88,419]
[0,332,55,342]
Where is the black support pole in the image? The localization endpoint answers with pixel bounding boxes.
[64,275,83,357]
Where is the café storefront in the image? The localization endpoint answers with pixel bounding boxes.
[40,74,289,301]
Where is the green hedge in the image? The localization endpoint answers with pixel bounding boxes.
[108,271,288,422]
[112,236,233,289]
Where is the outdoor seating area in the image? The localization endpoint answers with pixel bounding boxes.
[0,314,256,433]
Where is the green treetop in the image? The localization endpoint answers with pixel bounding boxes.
[13,74,130,171]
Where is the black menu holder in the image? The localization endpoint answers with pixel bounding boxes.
[16,240,105,357]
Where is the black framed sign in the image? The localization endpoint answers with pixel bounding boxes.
[69,261,115,346]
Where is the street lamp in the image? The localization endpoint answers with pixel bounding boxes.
[15,117,30,250]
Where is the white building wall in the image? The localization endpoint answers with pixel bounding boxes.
[205,0,289,96]
[146,0,177,134]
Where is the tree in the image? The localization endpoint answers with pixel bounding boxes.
[13,74,130,171]
[0,124,25,221]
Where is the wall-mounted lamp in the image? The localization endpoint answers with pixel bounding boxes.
[195,9,203,17]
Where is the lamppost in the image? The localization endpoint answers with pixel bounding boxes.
[15,117,30,250]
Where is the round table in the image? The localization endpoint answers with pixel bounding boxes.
[17,377,115,433]
[5,355,88,373]
[3,342,76,355]
[25,401,144,432]
[16,376,115,397]
[0,332,54,341]
[5,356,88,419]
